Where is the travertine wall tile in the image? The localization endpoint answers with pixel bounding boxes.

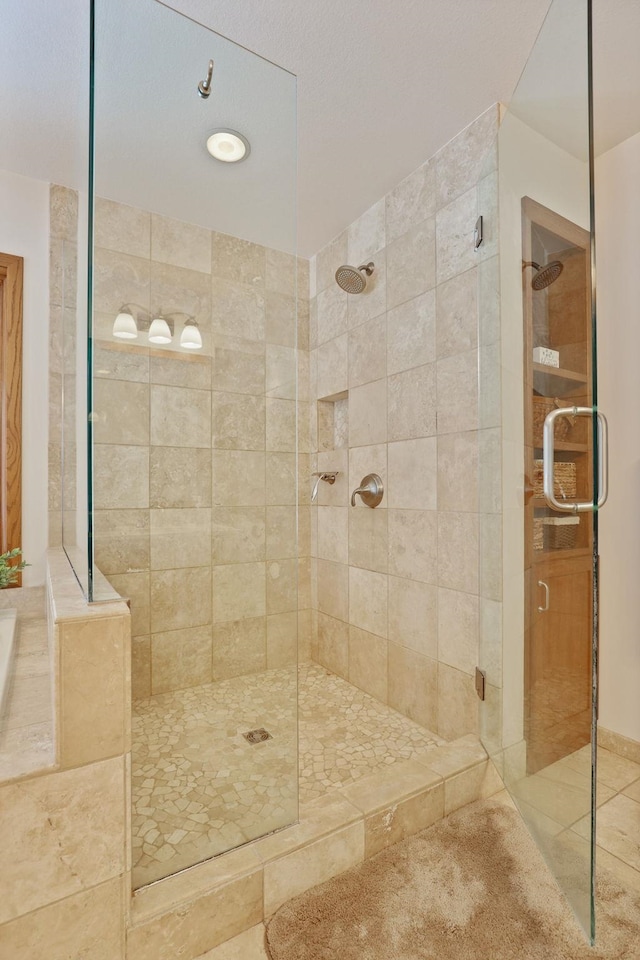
[437,588,478,675]
[150,447,212,508]
[151,625,212,693]
[437,431,479,512]
[387,509,436,583]
[436,349,479,434]
[94,380,150,446]
[348,507,388,574]
[348,625,387,702]
[387,438,437,510]
[150,385,211,448]
[347,247,386,329]
[385,159,436,244]
[267,559,297,615]
[387,363,436,441]
[435,187,478,284]
[0,877,124,960]
[438,662,479,742]
[59,616,128,767]
[348,315,386,388]
[0,758,125,922]
[212,563,266,622]
[213,618,267,679]
[436,267,478,359]
[150,508,211,570]
[348,566,388,638]
[94,444,150,510]
[95,197,150,259]
[152,213,212,273]
[349,379,387,447]
[317,612,349,679]
[316,283,348,344]
[316,560,348,622]
[316,231,347,294]
[386,216,436,310]
[150,567,212,632]
[212,393,266,451]
[388,643,437,731]
[348,198,385,265]
[388,576,437,658]
[212,232,266,288]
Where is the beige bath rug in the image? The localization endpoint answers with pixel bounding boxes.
[265,797,640,960]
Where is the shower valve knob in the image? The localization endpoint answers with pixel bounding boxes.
[351,474,384,508]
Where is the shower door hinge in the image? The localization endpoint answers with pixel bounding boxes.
[475,667,486,701]
[474,216,484,250]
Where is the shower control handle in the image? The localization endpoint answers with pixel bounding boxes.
[351,474,384,508]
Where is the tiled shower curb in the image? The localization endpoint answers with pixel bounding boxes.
[127,735,502,959]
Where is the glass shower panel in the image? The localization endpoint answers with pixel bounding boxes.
[478,0,597,940]
[90,0,298,887]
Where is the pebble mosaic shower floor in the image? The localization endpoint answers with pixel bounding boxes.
[132,662,443,887]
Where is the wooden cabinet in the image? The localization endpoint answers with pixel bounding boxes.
[522,198,593,774]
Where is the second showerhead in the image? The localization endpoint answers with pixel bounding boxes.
[335,262,375,295]
[522,259,564,291]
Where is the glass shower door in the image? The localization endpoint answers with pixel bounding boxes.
[478,0,601,941]
[90,0,298,888]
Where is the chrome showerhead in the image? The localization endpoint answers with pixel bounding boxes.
[335,262,375,295]
[523,260,564,290]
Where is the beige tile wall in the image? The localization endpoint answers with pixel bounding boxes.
[0,550,131,959]
[89,199,308,697]
[309,105,500,741]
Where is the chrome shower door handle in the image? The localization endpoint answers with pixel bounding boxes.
[542,406,609,513]
[537,580,550,613]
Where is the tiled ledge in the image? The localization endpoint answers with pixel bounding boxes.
[47,548,128,623]
[46,548,131,770]
[126,735,503,960]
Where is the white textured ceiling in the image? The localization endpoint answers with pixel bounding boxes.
[170,0,554,255]
[1,1,639,256]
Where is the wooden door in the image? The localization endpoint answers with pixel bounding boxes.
[0,252,24,583]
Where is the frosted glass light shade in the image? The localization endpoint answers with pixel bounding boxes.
[148,317,172,344]
[206,130,250,163]
[113,311,138,339]
[180,322,202,350]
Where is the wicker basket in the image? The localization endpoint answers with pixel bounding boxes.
[533,460,577,501]
[532,396,574,445]
[544,516,580,550]
[533,518,544,551]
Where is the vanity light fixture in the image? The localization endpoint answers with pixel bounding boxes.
[112,309,138,340]
[148,317,172,344]
[180,318,203,350]
[206,129,250,163]
[112,305,201,350]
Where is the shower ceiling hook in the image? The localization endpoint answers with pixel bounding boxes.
[198,59,214,99]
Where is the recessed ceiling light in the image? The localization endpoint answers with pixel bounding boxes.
[206,129,250,163]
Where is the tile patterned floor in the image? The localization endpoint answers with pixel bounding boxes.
[132,662,443,888]
[510,742,640,922]
[0,617,54,781]
[197,750,640,960]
